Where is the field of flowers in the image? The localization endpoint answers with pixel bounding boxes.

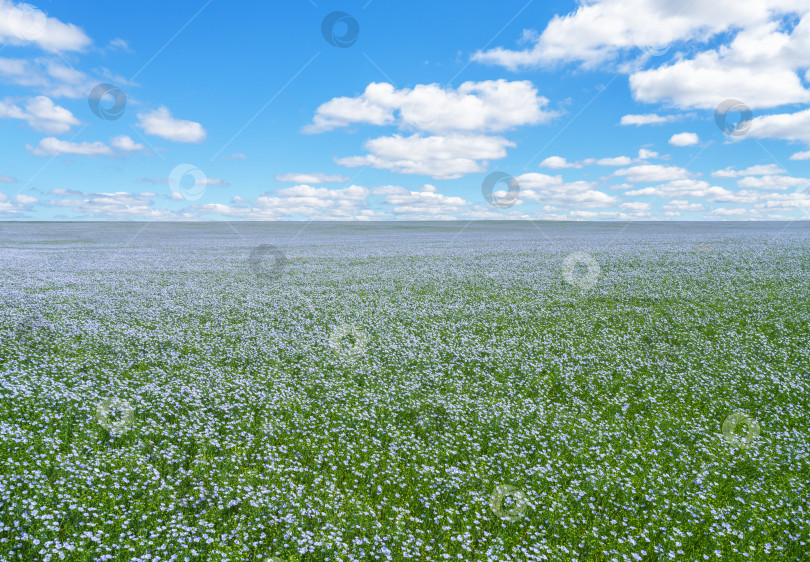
[1,221,808,561]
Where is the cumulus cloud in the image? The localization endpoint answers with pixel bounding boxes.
[193,184,376,221]
[0,95,80,133]
[27,137,113,157]
[336,134,514,179]
[790,150,810,160]
[736,175,809,190]
[620,201,651,211]
[585,156,633,166]
[380,185,470,216]
[711,164,786,177]
[620,113,677,126]
[136,106,207,143]
[473,1,810,115]
[28,135,159,158]
[541,155,632,169]
[614,164,692,182]
[540,156,581,169]
[0,173,16,183]
[669,132,699,146]
[662,200,705,211]
[43,189,182,219]
[276,172,350,184]
[0,0,91,53]
[305,80,556,134]
[629,15,810,110]
[472,0,807,69]
[744,107,810,145]
[515,173,618,208]
[110,135,146,152]
[0,191,38,215]
[624,179,734,199]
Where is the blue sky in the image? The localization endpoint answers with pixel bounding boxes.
[1,0,810,220]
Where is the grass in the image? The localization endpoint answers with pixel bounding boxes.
[0,221,808,561]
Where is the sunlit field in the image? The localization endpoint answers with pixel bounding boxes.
[1,221,808,561]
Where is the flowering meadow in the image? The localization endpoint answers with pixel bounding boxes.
[1,221,808,561]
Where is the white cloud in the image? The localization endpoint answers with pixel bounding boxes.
[737,175,809,190]
[0,0,91,53]
[0,57,105,99]
[193,184,376,221]
[336,134,514,179]
[669,132,699,146]
[638,148,659,159]
[474,1,810,113]
[708,207,761,217]
[0,173,15,183]
[540,156,580,169]
[625,179,732,199]
[136,106,207,143]
[567,210,649,220]
[541,155,631,168]
[790,150,810,160]
[110,135,146,152]
[471,0,807,70]
[44,189,182,219]
[586,156,633,166]
[276,172,350,184]
[629,13,810,109]
[630,53,810,110]
[620,113,677,126]
[620,201,651,211]
[614,164,692,182]
[711,164,786,177]
[516,173,618,208]
[27,137,113,157]
[0,95,80,133]
[745,107,810,145]
[27,135,157,158]
[0,191,38,214]
[306,80,556,134]
[381,185,470,216]
[662,200,705,211]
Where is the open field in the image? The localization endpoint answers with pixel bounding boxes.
[1,221,808,561]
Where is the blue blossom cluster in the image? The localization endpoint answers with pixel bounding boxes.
[0,221,807,560]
